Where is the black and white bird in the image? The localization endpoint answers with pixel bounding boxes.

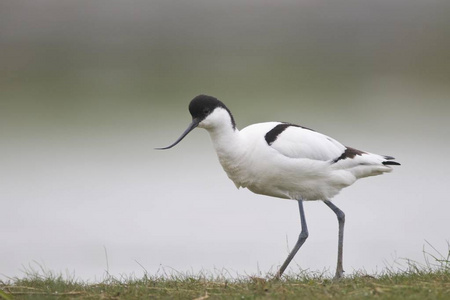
[157,94,400,279]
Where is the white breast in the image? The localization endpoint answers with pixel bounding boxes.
[206,121,394,201]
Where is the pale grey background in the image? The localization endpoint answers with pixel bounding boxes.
[1,0,449,281]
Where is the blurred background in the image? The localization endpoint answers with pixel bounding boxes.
[1,0,449,281]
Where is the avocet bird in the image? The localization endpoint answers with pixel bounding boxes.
[157,95,400,279]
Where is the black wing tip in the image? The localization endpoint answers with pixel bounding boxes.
[382,155,401,166]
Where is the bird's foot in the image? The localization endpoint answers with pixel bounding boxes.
[333,269,344,281]
[273,270,283,280]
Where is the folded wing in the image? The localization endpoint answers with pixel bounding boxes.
[266,123,346,161]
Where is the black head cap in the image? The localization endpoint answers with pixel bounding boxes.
[155,95,235,150]
[189,95,236,129]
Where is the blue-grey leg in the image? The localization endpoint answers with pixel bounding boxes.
[275,199,309,279]
[323,200,345,279]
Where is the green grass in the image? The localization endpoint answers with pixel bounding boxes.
[2,245,449,299]
[2,270,449,300]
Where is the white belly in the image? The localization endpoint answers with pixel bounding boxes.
[218,150,356,201]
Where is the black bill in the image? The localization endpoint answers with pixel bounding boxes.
[155,118,200,150]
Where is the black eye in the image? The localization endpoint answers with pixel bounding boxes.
[203,108,210,115]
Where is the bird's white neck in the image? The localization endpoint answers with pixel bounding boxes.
[208,124,241,155]
[199,108,241,154]
[198,108,245,179]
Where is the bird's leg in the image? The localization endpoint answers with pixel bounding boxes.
[275,199,309,279]
[323,200,345,279]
